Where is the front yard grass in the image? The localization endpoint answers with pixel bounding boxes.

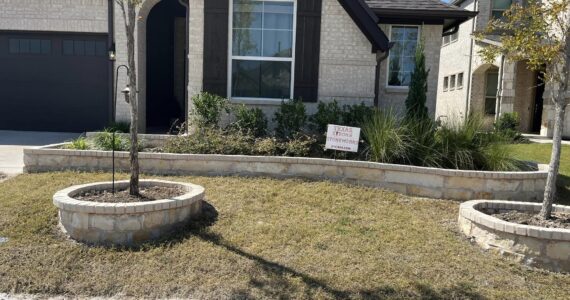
[504,143,570,205]
[0,173,569,299]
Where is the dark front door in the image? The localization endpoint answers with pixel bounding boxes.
[532,72,545,133]
[0,32,110,132]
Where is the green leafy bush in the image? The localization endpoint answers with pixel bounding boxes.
[232,105,268,137]
[282,134,319,157]
[64,137,90,150]
[190,92,230,128]
[341,103,375,127]
[309,100,343,133]
[164,128,254,155]
[93,132,131,151]
[493,112,527,143]
[274,99,307,138]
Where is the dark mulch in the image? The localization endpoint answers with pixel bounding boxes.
[75,186,185,203]
[492,210,570,229]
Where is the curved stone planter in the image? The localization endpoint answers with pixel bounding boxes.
[459,200,570,273]
[53,180,205,246]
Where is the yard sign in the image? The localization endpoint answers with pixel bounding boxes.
[325,124,361,153]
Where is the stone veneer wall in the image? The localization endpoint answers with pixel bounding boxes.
[459,200,570,273]
[0,0,108,33]
[25,146,548,202]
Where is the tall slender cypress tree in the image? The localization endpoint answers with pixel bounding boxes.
[405,41,430,120]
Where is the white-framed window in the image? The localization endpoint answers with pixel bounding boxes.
[387,25,420,87]
[485,71,499,115]
[443,76,449,92]
[450,74,456,91]
[228,0,297,100]
[457,72,464,89]
[492,0,513,20]
[442,31,458,47]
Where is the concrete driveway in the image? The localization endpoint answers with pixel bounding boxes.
[0,131,79,175]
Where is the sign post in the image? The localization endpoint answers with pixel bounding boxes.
[325,124,361,154]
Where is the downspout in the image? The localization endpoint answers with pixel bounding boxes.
[465,0,478,118]
[374,50,390,107]
[178,0,190,132]
[108,0,116,123]
[495,54,506,121]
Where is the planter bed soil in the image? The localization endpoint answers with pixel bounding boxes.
[75,186,185,203]
[491,210,570,229]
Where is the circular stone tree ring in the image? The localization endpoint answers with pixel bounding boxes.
[53,179,205,246]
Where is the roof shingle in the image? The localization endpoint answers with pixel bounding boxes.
[364,0,466,12]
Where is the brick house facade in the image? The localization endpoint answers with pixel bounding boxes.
[0,0,473,133]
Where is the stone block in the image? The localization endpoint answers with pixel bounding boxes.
[71,212,89,230]
[545,242,570,261]
[343,167,383,182]
[90,215,115,231]
[486,179,521,192]
[446,177,485,190]
[385,171,444,188]
[143,211,165,229]
[116,216,141,231]
[442,189,473,200]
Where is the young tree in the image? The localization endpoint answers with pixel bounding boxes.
[116,0,142,195]
[405,41,430,120]
[478,0,570,219]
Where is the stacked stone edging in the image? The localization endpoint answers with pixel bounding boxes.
[26,145,548,202]
[54,179,204,245]
[459,200,570,273]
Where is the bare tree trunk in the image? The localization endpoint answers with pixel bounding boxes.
[121,1,140,196]
[540,101,566,219]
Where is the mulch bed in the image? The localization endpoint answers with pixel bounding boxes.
[492,210,570,229]
[75,186,185,203]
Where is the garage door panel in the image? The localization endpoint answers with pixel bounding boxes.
[0,32,110,132]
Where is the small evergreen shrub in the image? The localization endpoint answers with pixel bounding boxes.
[190,92,230,128]
[105,122,130,133]
[282,134,319,157]
[64,137,89,150]
[93,131,131,151]
[494,112,527,143]
[164,128,254,155]
[309,100,343,133]
[274,99,307,138]
[232,105,268,137]
[341,103,375,127]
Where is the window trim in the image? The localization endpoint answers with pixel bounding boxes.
[442,30,459,47]
[484,70,499,115]
[443,76,449,92]
[227,0,298,102]
[457,72,464,90]
[450,74,456,91]
[386,24,421,89]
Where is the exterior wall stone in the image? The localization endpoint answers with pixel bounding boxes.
[26,143,548,202]
[0,0,108,33]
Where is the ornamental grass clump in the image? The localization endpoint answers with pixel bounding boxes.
[362,109,410,164]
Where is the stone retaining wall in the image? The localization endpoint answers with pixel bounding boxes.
[459,200,570,273]
[26,145,548,202]
[54,180,204,245]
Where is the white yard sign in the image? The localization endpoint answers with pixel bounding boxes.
[325,124,361,153]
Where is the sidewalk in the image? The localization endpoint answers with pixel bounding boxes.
[522,133,570,145]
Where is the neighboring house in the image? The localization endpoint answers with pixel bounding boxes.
[0,0,474,133]
[436,0,568,137]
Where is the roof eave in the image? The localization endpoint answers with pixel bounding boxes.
[338,0,390,52]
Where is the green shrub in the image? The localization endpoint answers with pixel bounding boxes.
[493,112,527,143]
[309,100,343,133]
[105,122,130,133]
[253,137,281,156]
[274,99,307,138]
[402,118,441,168]
[282,134,319,157]
[362,109,409,164]
[64,137,90,150]
[93,132,131,151]
[190,92,230,128]
[164,128,254,155]
[341,103,375,127]
[232,105,268,137]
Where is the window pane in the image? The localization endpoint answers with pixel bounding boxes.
[444,77,449,90]
[41,40,51,54]
[232,60,291,98]
[493,0,512,9]
[233,29,262,56]
[450,75,456,89]
[30,39,41,54]
[63,40,74,55]
[74,40,85,56]
[19,39,30,54]
[263,2,294,30]
[389,26,418,87]
[262,29,292,57]
[9,39,19,53]
[486,72,499,97]
[233,1,262,29]
[85,41,96,56]
[457,73,464,87]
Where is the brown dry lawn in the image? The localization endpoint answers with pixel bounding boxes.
[0,172,569,299]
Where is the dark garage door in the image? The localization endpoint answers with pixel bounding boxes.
[0,32,110,132]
